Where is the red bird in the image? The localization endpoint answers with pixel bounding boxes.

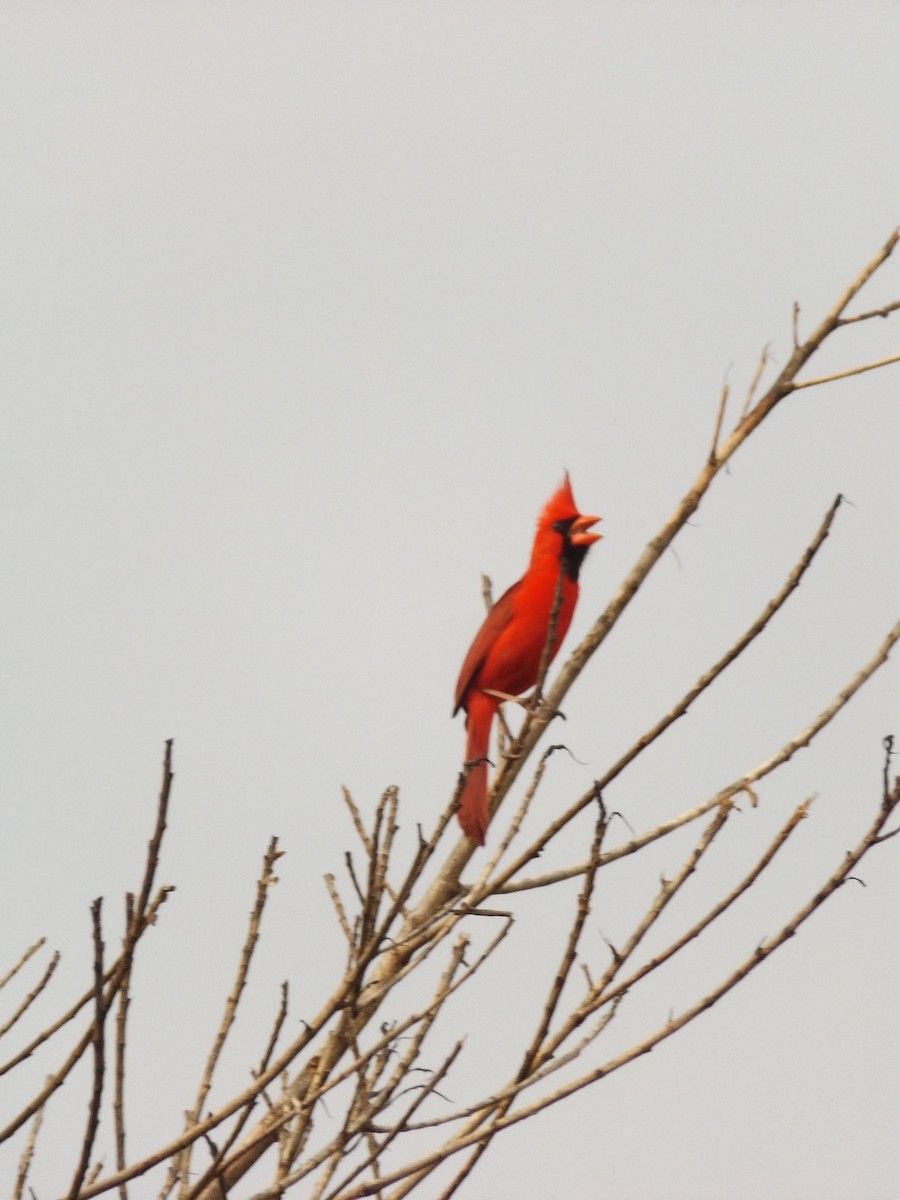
[453,475,601,845]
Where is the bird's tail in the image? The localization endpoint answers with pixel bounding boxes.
[458,691,498,846]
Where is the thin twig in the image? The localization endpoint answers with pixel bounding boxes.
[500,616,899,896]
[179,838,283,1193]
[792,351,900,390]
[0,883,173,1084]
[0,883,174,1139]
[325,1043,464,1200]
[835,298,900,325]
[331,778,900,1200]
[598,797,814,1009]
[0,950,60,1037]
[480,574,506,760]
[709,380,728,464]
[185,981,290,1200]
[325,875,356,946]
[343,788,375,859]
[114,894,134,1200]
[1,937,47,993]
[12,1080,49,1200]
[67,898,106,1200]
[521,800,607,1073]
[531,561,566,709]
[738,344,770,420]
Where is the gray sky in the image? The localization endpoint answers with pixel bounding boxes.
[2,5,899,1197]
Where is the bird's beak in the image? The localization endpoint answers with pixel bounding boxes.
[570,512,602,546]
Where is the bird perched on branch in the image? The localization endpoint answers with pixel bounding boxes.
[453,475,601,845]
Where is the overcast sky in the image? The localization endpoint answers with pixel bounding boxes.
[2,5,899,1198]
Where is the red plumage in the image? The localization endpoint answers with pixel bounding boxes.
[454,475,601,845]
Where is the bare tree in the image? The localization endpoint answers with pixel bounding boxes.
[5,233,900,1199]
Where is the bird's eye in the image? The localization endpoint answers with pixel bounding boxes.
[553,518,573,534]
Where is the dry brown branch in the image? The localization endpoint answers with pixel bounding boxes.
[0,949,60,1038]
[478,743,565,884]
[1,882,175,1144]
[0,883,173,1086]
[114,895,134,1200]
[12,1080,49,1200]
[343,787,374,858]
[130,740,175,943]
[0,961,117,1080]
[428,801,609,1192]
[84,868,431,1200]
[1,937,47,993]
[531,560,566,709]
[177,837,283,1193]
[329,775,900,1200]
[521,800,607,1072]
[386,1001,618,1141]
[536,801,736,1069]
[282,946,472,1199]
[406,800,735,1196]
[325,874,356,945]
[479,575,509,763]
[322,1042,464,1200]
[596,796,814,1009]
[188,893,510,1200]
[66,899,106,1200]
[835,298,900,325]
[709,380,728,464]
[3,744,176,1160]
[480,574,493,612]
[495,611,899,899]
[185,982,290,1200]
[274,932,471,1188]
[791,350,900,390]
[315,915,511,1119]
[341,791,407,919]
[738,343,770,419]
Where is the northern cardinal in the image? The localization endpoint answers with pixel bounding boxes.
[453,475,601,845]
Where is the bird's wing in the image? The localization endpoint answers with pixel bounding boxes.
[453,580,521,716]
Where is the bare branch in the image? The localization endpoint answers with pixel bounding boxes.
[66,898,106,1200]
[330,776,900,1200]
[325,874,356,946]
[0,949,60,1038]
[709,379,729,465]
[522,801,606,1071]
[325,1043,464,1200]
[12,1080,49,1200]
[1,937,48,993]
[176,837,283,1191]
[0,884,172,1100]
[792,351,900,391]
[835,298,900,325]
[597,797,814,1009]
[114,895,134,1200]
[738,344,770,420]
